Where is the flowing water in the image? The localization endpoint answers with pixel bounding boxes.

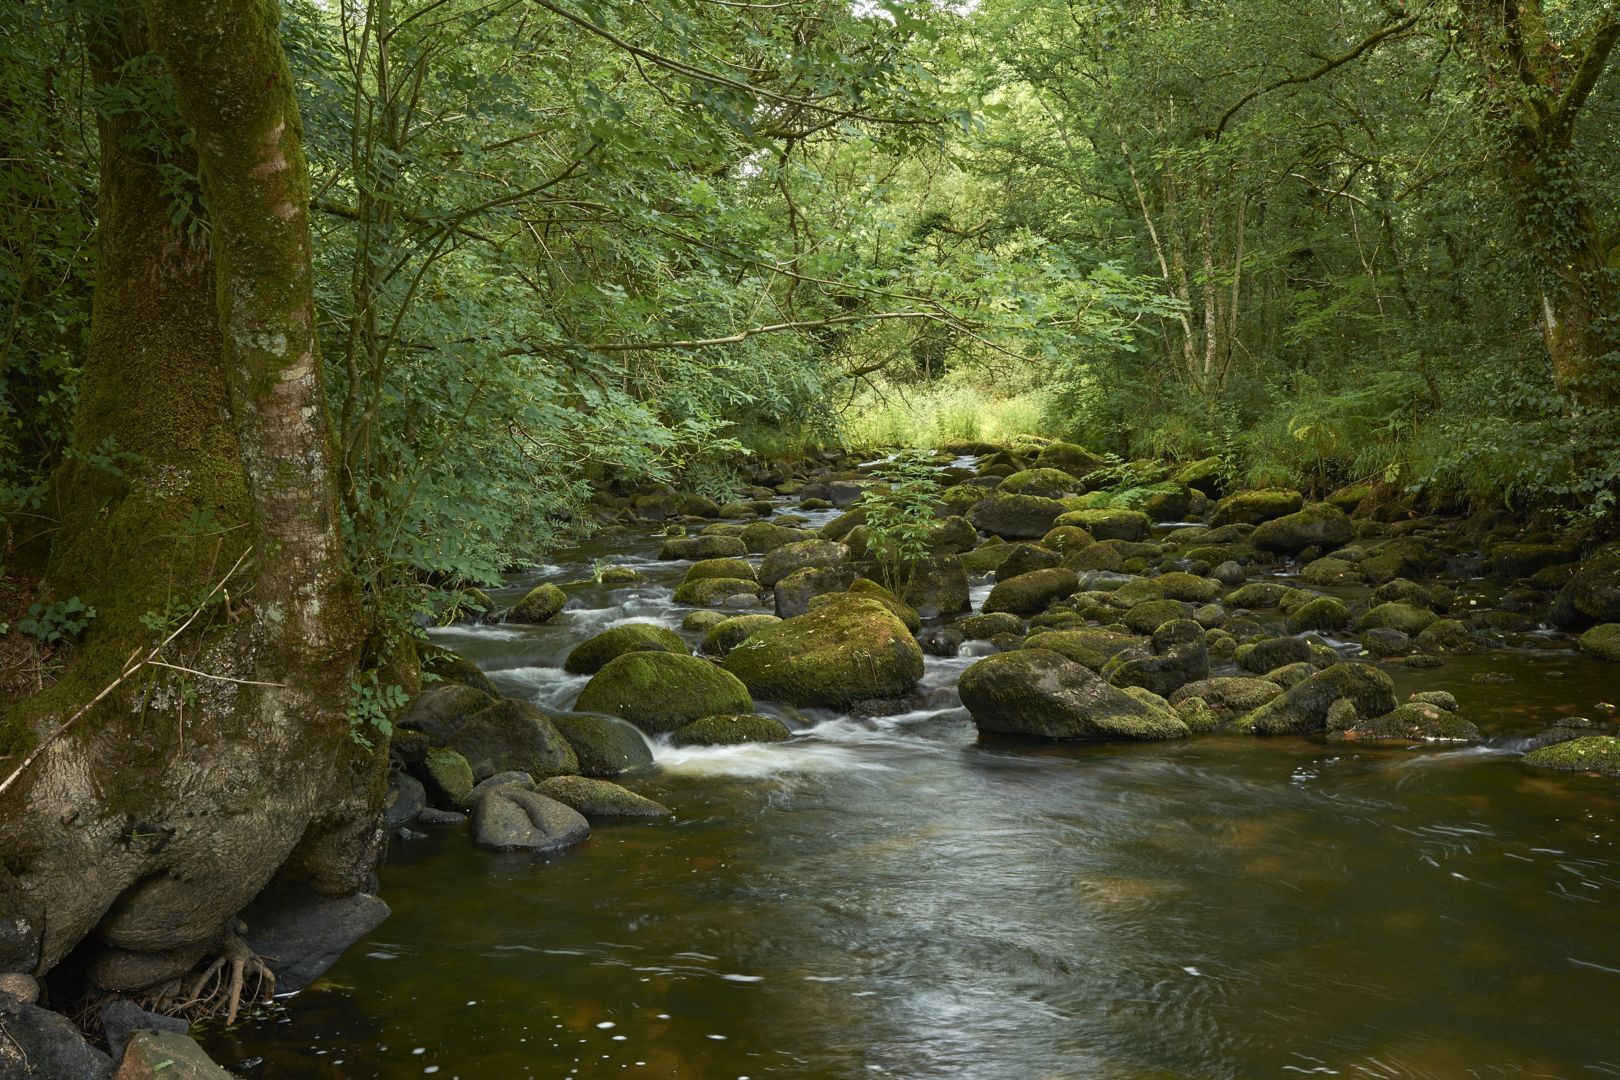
[201,500,1620,1079]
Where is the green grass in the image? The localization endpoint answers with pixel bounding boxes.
[839,377,1054,449]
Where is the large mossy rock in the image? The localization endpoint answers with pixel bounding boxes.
[1169,676,1283,716]
[434,699,580,782]
[994,542,1062,580]
[998,467,1081,499]
[681,558,757,584]
[659,534,747,561]
[927,515,980,555]
[741,520,812,553]
[1577,623,1620,661]
[670,713,793,747]
[1243,662,1395,735]
[1288,596,1351,632]
[399,683,495,737]
[1101,619,1208,698]
[1357,601,1437,637]
[1210,489,1304,527]
[551,714,654,776]
[1023,627,1139,670]
[722,596,923,708]
[759,539,849,588]
[534,776,671,819]
[1053,508,1151,542]
[1035,441,1105,477]
[902,554,971,617]
[1171,456,1223,493]
[563,623,686,675]
[774,565,857,618]
[959,649,1188,741]
[671,576,762,607]
[574,652,752,734]
[508,583,566,624]
[1330,702,1480,743]
[1122,599,1187,635]
[1522,735,1620,777]
[983,567,1080,616]
[1551,551,1620,627]
[968,491,1067,539]
[700,614,782,656]
[1110,572,1220,605]
[1250,503,1353,553]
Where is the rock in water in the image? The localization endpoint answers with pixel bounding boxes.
[0,996,114,1079]
[670,713,793,747]
[1242,662,1395,735]
[99,1000,188,1063]
[471,786,591,852]
[534,776,672,819]
[551,714,654,776]
[1249,503,1353,553]
[508,583,566,623]
[574,652,752,733]
[968,491,1066,539]
[114,1030,235,1078]
[958,649,1189,741]
[563,624,686,674]
[722,596,923,708]
[240,880,390,993]
[983,568,1080,616]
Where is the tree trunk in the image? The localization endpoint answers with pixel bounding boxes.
[0,0,383,995]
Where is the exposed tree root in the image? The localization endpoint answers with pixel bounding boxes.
[138,923,276,1025]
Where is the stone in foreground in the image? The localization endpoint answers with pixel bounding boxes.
[958,649,1189,741]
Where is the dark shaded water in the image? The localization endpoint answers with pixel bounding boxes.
[202,509,1620,1079]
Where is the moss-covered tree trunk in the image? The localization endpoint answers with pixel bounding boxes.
[0,0,383,996]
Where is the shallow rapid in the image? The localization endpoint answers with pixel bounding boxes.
[202,512,1620,1079]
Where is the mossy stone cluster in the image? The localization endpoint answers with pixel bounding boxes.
[574,651,752,734]
[722,596,923,708]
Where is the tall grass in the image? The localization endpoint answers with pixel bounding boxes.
[840,377,1054,448]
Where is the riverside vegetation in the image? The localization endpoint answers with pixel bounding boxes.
[2,0,1620,1076]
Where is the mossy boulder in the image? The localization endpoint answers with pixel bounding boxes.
[817,507,867,541]
[1040,525,1095,554]
[672,576,762,607]
[1250,503,1353,554]
[939,484,988,517]
[1412,618,1479,654]
[760,539,849,588]
[508,583,566,624]
[1330,702,1480,743]
[1171,456,1223,493]
[1577,623,1620,661]
[959,649,1188,741]
[1522,735,1620,777]
[968,491,1067,539]
[1021,627,1138,670]
[1066,544,1123,572]
[1140,487,1193,522]
[659,534,747,561]
[960,612,1023,640]
[1357,601,1437,637]
[563,623,687,675]
[419,646,498,695]
[1244,662,1396,735]
[681,558,757,584]
[669,713,793,747]
[902,554,971,618]
[774,565,858,618]
[994,543,1062,581]
[984,567,1080,616]
[722,596,924,708]
[1122,599,1187,635]
[400,683,495,738]
[1035,441,1105,477]
[1111,572,1220,605]
[1486,540,1581,581]
[434,699,580,781]
[1169,676,1283,716]
[1235,635,1316,674]
[1223,582,1305,610]
[551,714,654,776]
[740,521,812,553]
[815,581,921,633]
[998,467,1081,499]
[1300,557,1361,586]
[927,515,980,555]
[420,746,474,805]
[534,776,671,819]
[681,609,730,633]
[960,542,1014,574]
[1210,489,1304,528]
[574,652,753,734]
[1550,551,1620,627]
[700,614,782,657]
[1054,508,1151,542]
[1289,596,1351,633]
[1101,619,1208,698]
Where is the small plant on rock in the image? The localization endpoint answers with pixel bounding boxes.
[862,450,941,600]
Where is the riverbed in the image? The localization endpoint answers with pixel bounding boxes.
[201,504,1620,1079]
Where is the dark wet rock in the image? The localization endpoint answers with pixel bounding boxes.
[1362,627,1411,657]
[400,683,495,740]
[1191,603,1225,628]
[575,652,752,734]
[999,467,1082,499]
[466,771,535,809]
[420,647,498,696]
[1170,676,1283,716]
[1486,540,1582,580]
[741,520,813,553]
[828,480,864,507]
[1522,735,1620,777]
[1235,635,1317,674]
[383,771,427,830]
[1526,717,1605,750]
[1140,487,1193,522]
[1242,662,1396,735]
[1358,538,1436,584]
[1250,503,1353,553]
[534,776,672,819]
[1212,560,1247,586]
[1205,628,1237,658]
[0,997,113,1078]
[723,596,923,708]
[1054,508,1151,542]
[984,568,1080,616]
[471,786,591,852]
[240,880,390,994]
[682,557,757,584]
[760,539,849,588]
[1578,623,1620,661]
[99,1001,188,1063]
[509,583,567,624]
[994,543,1062,581]
[1551,551,1620,627]
[670,713,793,747]
[774,565,858,618]
[672,576,763,607]
[919,626,965,657]
[1210,489,1303,527]
[564,624,687,675]
[1102,619,1208,697]
[659,534,748,561]
[438,699,580,782]
[1413,618,1481,654]
[1065,543,1124,573]
[927,515,981,555]
[1288,596,1351,633]
[1371,578,1433,609]
[901,554,971,618]
[1331,702,1480,743]
[416,808,466,826]
[701,614,782,657]
[115,1031,234,1078]
[1121,599,1187,635]
[969,491,1067,539]
[553,714,654,777]
[959,649,1188,741]
[960,612,1023,640]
